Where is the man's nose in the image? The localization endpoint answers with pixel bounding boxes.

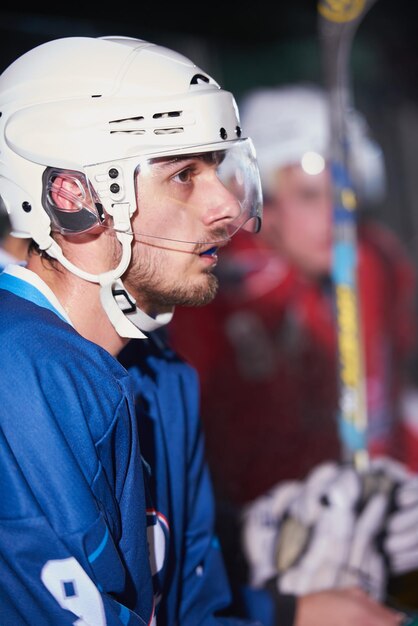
[202,180,242,228]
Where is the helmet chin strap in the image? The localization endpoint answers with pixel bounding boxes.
[99,277,173,339]
[43,203,173,339]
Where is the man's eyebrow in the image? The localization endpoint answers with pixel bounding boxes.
[165,157,191,165]
[153,152,222,170]
[151,156,193,170]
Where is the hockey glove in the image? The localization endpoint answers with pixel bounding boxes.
[241,480,303,588]
[241,461,392,601]
[370,456,418,577]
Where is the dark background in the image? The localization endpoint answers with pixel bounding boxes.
[1,1,417,99]
[2,0,418,261]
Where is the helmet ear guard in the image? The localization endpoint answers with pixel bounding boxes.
[42,168,106,236]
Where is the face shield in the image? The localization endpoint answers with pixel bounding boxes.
[42,138,262,252]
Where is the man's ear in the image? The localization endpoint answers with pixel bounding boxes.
[50,175,83,211]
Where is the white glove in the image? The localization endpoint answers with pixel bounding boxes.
[278,463,378,595]
[241,480,303,587]
[369,456,418,576]
[241,462,352,591]
[339,473,390,600]
[241,461,393,601]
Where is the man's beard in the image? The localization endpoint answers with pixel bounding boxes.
[137,271,219,309]
[123,244,220,310]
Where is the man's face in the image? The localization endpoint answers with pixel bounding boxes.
[124,152,242,312]
[262,163,333,277]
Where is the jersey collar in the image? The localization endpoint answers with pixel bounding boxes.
[0,264,73,325]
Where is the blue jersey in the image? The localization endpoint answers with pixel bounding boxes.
[0,267,262,626]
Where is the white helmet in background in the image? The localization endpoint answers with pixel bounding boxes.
[0,35,262,338]
[239,83,385,204]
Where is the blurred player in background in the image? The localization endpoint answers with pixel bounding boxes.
[168,84,418,626]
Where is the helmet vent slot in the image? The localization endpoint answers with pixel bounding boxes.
[109,116,145,123]
[108,111,185,135]
[109,115,146,134]
[190,74,210,85]
[152,111,184,134]
[110,130,146,135]
[154,128,184,135]
[153,111,181,119]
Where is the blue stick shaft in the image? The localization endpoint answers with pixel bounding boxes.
[317,0,378,470]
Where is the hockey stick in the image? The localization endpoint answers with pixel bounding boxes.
[273,0,387,580]
[317,0,378,472]
[274,0,378,574]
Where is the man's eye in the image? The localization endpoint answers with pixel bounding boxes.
[173,167,193,183]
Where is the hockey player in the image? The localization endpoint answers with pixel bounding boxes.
[168,85,418,625]
[0,35,267,625]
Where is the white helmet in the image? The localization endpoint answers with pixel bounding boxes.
[0,35,262,338]
[239,83,385,203]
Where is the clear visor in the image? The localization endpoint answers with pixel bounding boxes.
[43,139,262,251]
